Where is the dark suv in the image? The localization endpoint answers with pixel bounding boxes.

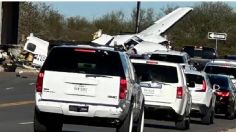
[34,45,145,132]
[182,46,217,71]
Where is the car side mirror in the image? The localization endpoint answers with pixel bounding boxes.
[213,84,220,91]
[187,81,195,87]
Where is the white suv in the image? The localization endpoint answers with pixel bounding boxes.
[184,70,216,124]
[131,59,192,130]
[34,45,145,132]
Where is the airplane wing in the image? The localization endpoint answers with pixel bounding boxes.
[138,7,193,38]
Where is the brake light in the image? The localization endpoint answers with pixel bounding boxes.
[36,71,44,92]
[146,60,158,65]
[202,80,206,92]
[176,87,183,99]
[119,79,127,99]
[216,91,229,97]
[74,49,96,53]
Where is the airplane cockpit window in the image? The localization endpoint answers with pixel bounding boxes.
[26,43,36,52]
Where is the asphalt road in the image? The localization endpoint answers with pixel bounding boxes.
[0,72,236,132]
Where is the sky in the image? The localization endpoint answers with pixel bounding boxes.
[45,2,196,20]
[45,1,236,20]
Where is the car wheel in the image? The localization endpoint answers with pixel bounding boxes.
[116,107,134,132]
[201,107,214,125]
[226,104,235,120]
[175,115,190,130]
[34,108,62,132]
[133,103,144,132]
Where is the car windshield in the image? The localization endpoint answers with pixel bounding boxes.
[42,47,125,78]
[150,54,184,63]
[208,75,229,90]
[205,65,236,79]
[133,63,178,83]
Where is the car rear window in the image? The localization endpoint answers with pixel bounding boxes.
[133,63,178,83]
[208,75,229,90]
[42,47,125,77]
[204,65,236,79]
[185,74,204,84]
[150,54,184,63]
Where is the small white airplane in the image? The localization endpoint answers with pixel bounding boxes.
[23,7,193,67]
[92,7,193,54]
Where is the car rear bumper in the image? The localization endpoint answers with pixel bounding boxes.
[36,99,125,119]
[144,104,186,121]
[215,102,231,114]
[145,100,185,115]
[191,103,209,115]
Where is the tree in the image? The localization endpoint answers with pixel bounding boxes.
[166,2,236,55]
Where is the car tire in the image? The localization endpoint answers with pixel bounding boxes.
[133,103,145,132]
[116,107,134,132]
[175,115,190,130]
[226,104,235,120]
[201,107,214,125]
[34,108,62,132]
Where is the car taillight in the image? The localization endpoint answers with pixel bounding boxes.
[36,71,44,93]
[202,80,206,92]
[119,79,127,99]
[216,91,229,97]
[146,60,158,65]
[176,87,183,99]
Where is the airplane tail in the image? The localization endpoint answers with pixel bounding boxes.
[138,7,193,38]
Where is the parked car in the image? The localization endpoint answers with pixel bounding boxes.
[34,45,145,132]
[208,74,236,120]
[147,50,196,70]
[131,59,192,130]
[204,59,236,84]
[184,70,216,124]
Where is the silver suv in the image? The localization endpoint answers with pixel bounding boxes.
[34,45,145,132]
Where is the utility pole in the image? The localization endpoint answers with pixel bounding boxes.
[135,1,140,33]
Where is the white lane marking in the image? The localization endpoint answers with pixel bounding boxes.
[5,87,14,90]
[29,83,35,85]
[18,122,33,125]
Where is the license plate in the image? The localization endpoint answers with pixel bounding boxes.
[69,105,88,112]
[142,88,159,96]
[73,84,95,96]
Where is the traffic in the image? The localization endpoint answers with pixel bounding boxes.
[30,43,236,132]
[0,3,235,132]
